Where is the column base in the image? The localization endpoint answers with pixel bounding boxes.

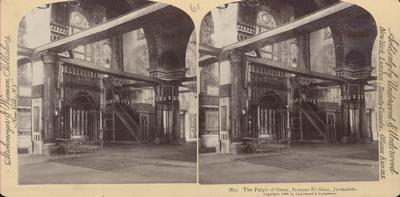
[153,137,184,145]
[173,138,186,145]
[229,142,243,154]
[360,137,373,143]
[153,137,162,144]
[340,136,350,143]
[42,143,59,155]
[220,139,231,154]
[340,136,372,144]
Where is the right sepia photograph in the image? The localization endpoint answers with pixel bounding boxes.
[198,0,378,184]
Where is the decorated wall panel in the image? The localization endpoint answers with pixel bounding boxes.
[123,29,150,76]
[200,108,219,135]
[310,28,336,76]
[235,0,309,69]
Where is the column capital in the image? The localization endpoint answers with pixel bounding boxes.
[227,50,244,63]
[154,85,179,104]
[40,50,57,64]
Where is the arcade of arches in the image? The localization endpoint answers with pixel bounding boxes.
[199,0,377,153]
[17,0,197,154]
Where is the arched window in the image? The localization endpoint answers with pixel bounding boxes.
[69,11,92,62]
[256,10,278,61]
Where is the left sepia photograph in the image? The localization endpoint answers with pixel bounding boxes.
[17,0,197,184]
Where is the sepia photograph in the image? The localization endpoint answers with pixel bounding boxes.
[198,0,379,184]
[16,0,197,184]
[1,0,400,196]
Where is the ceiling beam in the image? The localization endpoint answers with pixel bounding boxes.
[354,76,377,83]
[59,57,161,83]
[309,81,340,87]
[178,76,197,82]
[18,46,33,57]
[219,2,364,55]
[199,55,219,67]
[17,58,31,66]
[120,76,197,89]
[32,3,171,56]
[199,44,220,56]
[247,56,349,83]
[179,84,196,93]
[123,82,155,88]
[365,88,377,92]
[309,76,378,87]
[179,90,193,93]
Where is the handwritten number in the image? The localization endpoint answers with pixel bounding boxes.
[190,3,200,12]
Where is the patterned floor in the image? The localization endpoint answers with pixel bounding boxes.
[51,156,138,171]
[240,156,327,170]
[162,153,197,162]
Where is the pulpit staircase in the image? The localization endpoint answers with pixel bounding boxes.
[291,78,328,141]
[114,103,142,142]
[301,101,328,141]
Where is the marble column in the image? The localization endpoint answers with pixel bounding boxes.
[40,51,58,143]
[358,82,369,142]
[172,85,183,143]
[39,50,60,155]
[153,85,163,144]
[340,84,350,140]
[228,50,245,141]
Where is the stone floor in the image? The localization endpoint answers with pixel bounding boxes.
[18,142,196,184]
[19,142,380,184]
[199,142,379,184]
